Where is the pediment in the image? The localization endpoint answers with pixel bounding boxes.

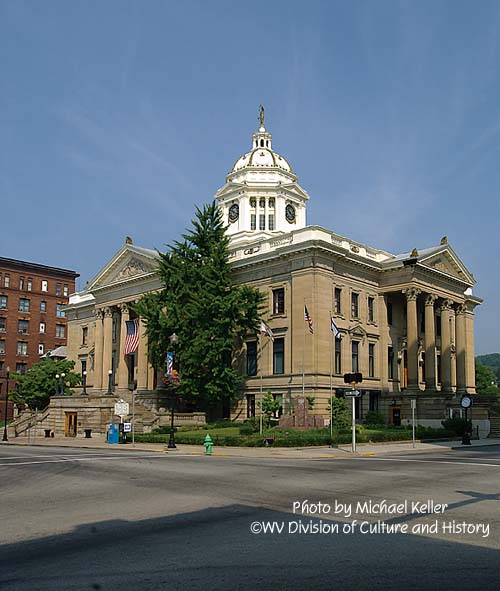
[348,324,368,340]
[420,248,474,284]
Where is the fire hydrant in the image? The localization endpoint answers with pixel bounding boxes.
[204,433,213,455]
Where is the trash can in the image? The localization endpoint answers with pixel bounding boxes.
[44,429,52,438]
[84,429,92,439]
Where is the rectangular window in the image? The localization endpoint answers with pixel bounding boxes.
[17,341,28,356]
[56,283,62,296]
[351,293,359,318]
[272,288,285,315]
[18,320,29,335]
[27,278,32,291]
[0,340,5,354]
[351,341,359,372]
[63,284,69,297]
[436,314,441,337]
[246,341,257,376]
[369,391,379,412]
[334,288,342,315]
[56,324,65,339]
[56,304,65,318]
[0,296,7,309]
[437,353,441,384]
[250,214,256,231]
[38,343,45,355]
[0,361,3,374]
[368,297,375,322]
[273,338,285,374]
[259,214,265,230]
[387,302,393,325]
[388,346,394,380]
[420,312,425,333]
[19,277,25,290]
[40,300,47,313]
[4,274,10,288]
[268,215,275,231]
[39,322,46,334]
[41,280,48,292]
[369,343,375,377]
[334,338,342,374]
[0,318,5,332]
[82,326,88,345]
[16,363,27,374]
[246,394,256,418]
[18,298,30,312]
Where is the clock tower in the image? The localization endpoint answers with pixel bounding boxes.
[215,108,310,247]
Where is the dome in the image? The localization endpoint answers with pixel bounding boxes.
[231,147,292,173]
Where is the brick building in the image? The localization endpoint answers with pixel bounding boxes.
[0,257,79,420]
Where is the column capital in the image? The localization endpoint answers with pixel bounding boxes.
[440,299,454,311]
[95,308,104,320]
[403,287,421,301]
[103,306,113,318]
[119,302,130,315]
[424,293,438,307]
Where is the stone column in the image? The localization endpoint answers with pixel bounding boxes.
[93,308,104,390]
[404,287,421,390]
[102,306,114,391]
[455,303,467,394]
[440,299,453,393]
[117,303,130,390]
[137,318,149,390]
[464,300,478,393]
[424,294,438,391]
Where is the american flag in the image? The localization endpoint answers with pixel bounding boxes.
[330,316,340,338]
[304,305,314,334]
[260,320,274,342]
[124,319,139,355]
[166,352,174,377]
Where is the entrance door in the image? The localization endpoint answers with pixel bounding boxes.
[392,407,401,426]
[65,412,78,437]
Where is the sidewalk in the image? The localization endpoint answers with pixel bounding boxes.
[3,434,500,459]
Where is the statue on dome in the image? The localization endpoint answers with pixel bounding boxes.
[259,104,265,126]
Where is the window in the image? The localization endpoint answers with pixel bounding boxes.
[388,346,394,380]
[38,343,45,355]
[56,324,65,339]
[272,288,285,315]
[0,340,5,354]
[4,274,10,287]
[368,297,375,322]
[387,302,393,325]
[273,338,285,374]
[0,318,5,332]
[334,288,342,315]
[0,361,3,374]
[39,322,46,334]
[16,363,27,374]
[18,298,30,312]
[268,215,275,231]
[17,341,28,356]
[0,296,7,309]
[259,214,265,230]
[351,341,359,372]
[250,214,256,231]
[369,392,379,412]
[40,300,47,313]
[246,341,257,376]
[81,359,87,375]
[56,304,65,318]
[18,320,29,335]
[334,338,342,374]
[351,292,359,318]
[19,277,25,290]
[27,278,32,291]
[63,284,69,297]
[246,394,256,418]
[369,343,375,377]
[436,314,441,337]
[421,352,426,382]
[82,326,88,345]
[420,312,425,333]
[41,280,48,292]
[56,283,62,296]
[437,353,441,384]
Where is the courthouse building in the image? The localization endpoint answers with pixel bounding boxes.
[60,112,482,432]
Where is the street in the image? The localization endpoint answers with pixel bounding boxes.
[1,444,500,590]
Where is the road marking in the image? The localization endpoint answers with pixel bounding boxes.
[0,454,171,466]
[358,456,500,468]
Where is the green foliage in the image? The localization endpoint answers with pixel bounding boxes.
[364,411,386,426]
[11,359,81,410]
[441,417,472,436]
[306,396,315,411]
[475,361,500,397]
[134,202,264,410]
[327,397,351,430]
[259,391,280,418]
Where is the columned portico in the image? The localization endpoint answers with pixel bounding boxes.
[424,294,438,390]
[404,287,421,390]
[440,299,453,393]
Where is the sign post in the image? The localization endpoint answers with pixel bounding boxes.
[411,399,416,449]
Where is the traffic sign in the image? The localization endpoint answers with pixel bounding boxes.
[123,422,132,433]
[114,400,130,417]
[344,372,362,384]
[344,389,361,398]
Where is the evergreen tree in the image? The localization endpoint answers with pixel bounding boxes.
[134,201,263,411]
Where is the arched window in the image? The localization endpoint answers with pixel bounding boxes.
[260,139,264,147]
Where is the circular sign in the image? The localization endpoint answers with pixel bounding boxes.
[285,204,296,223]
[460,396,472,409]
[228,203,239,223]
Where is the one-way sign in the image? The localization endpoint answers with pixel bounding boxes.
[344,389,361,398]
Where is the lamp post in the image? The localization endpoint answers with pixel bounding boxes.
[60,372,66,396]
[2,367,10,442]
[55,373,60,396]
[107,369,113,395]
[81,370,88,395]
[168,333,179,450]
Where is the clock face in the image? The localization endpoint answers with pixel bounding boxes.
[228,203,239,223]
[460,396,472,409]
[285,204,296,223]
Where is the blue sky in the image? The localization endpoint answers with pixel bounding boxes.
[1,0,499,353]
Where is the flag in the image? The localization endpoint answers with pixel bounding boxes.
[260,320,274,342]
[304,305,314,334]
[124,319,139,355]
[166,352,174,377]
[330,316,340,339]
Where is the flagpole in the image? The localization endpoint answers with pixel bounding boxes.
[302,303,306,399]
[259,331,263,435]
[329,311,333,439]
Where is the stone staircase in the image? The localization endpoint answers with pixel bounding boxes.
[7,407,50,438]
[489,409,500,438]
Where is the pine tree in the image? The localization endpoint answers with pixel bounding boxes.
[134,201,263,411]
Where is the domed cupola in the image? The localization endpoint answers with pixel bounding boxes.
[216,106,310,246]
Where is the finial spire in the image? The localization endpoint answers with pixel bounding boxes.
[259,104,265,127]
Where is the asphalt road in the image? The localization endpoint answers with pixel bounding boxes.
[1,445,500,590]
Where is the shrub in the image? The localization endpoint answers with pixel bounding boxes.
[364,411,385,426]
[328,397,351,430]
[441,417,471,436]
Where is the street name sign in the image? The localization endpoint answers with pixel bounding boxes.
[344,389,361,398]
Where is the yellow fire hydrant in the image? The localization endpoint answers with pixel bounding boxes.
[204,433,213,455]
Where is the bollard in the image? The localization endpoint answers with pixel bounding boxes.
[204,433,213,455]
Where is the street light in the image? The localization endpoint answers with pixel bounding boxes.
[60,373,66,396]
[2,367,10,442]
[167,333,179,450]
[81,370,88,395]
[107,369,113,395]
[55,373,60,396]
